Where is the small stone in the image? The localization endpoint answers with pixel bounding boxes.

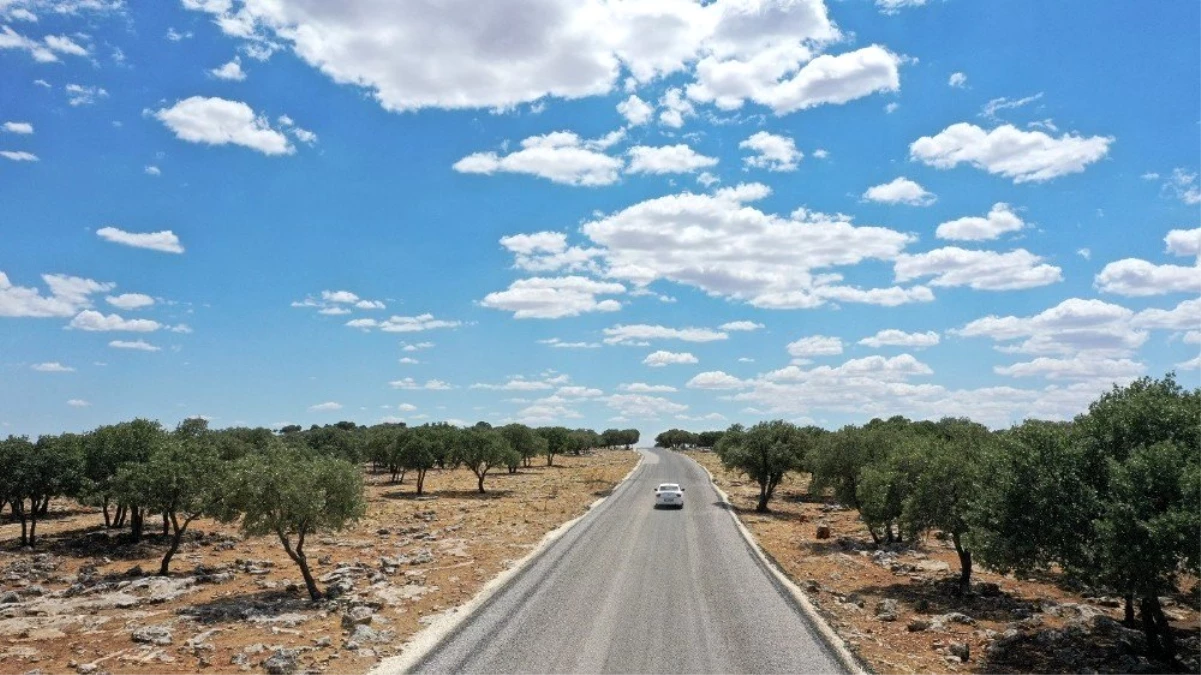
[0,591,20,604]
[948,642,970,662]
[314,636,332,648]
[803,579,821,593]
[815,524,831,539]
[131,625,173,646]
[875,599,899,621]
[907,619,931,632]
[340,606,374,629]
[261,649,298,675]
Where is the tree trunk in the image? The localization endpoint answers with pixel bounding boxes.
[27,498,40,546]
[162,512,169,536]
[159,513,188,576]
[477,470,487,494]
[1125,594,1135,624]
[37,497,49,518]
[278,530,321,601]
[1139,595,1177,662]
[129,506,144,543]
[114,503,127,528]
[102,497,111,528]
[951,532,972,593]
[546,453,555,467]
[755,481,770,512]
[13,500,27,546]
[416,469,426,496]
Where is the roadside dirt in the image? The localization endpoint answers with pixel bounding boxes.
[685,450,1201,675]
[0,450,637,675]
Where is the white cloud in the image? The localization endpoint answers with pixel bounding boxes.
[398,357,419,364]
[626,144,718,174]
[3,122,33,134]
[396,403,418,412]
[606,393,687,418]
[787,335,842,357]
[556,385,603,398]
[109,339,161,351]
[210,57,246,81]
[0,272,114,318]
[813,148,829,159]
[859,329,940,349]
[619,382,677,393]
[884,102,899,114]
[979,93,1043,121]
[1133,297,1201,331]
[936,203,1024,241]
[955,298,1146,358]
[580,184,923,309]
[346,313,461,332]
[1165,227,1201,257]
[401,341,434,352]
[67,399,90,407]
[948,72,967,88]
[144,165,161,176]
[165,27,193,41]
[688,44,901,115]
[862,176,936,206]
[643,350,698,367]
[877,0,927,14]
[32,362,74,372]
[658,87,695,128]
[470,374,569,391]
[0,25,62,62]
[1094,259,1201,296]
[739,131,801,171]
[308,401,343,412]
[994,356,1144,381]
[389,378,453,390]
[604,324,727,344]
[482,276,624,319]
[454,131,623,186]
[106,293,155,310]
[1165,169,1201,205]
[719,320,763,332]
[910,123,1112,183]
[69,310,162,332]
[686,371,746,389]
[1,151,38,161]
[155,96,294,155]
[499,232,605,273]
[895,247,1062,290]
[1178,355,1201,371]
[64,84,107,106]
[617,94,653,126]
[96,227,184,254]
[538,337,601,349]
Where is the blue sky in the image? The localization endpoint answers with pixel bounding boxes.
[2,0,1198,440]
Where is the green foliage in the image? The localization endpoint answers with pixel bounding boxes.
[500,424,546,468]
[654,428,698,448]
[714,421,813,512]
[396,428,438,495]
[1,434,83,545]
[696,430,725,448]
[224,442,365,600]
[536,426,570,466]
[454,429,512,493]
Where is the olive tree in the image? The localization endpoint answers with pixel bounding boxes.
[454,430,511,493]
[224,444,366,601]
[397,429,437,496]
[114,438,228,575]
[2,435,83,545]
[714,421,812,512]
[536,426,570,466]
[500,423,546,468]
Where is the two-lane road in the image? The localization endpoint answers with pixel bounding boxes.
[411,447,846,674]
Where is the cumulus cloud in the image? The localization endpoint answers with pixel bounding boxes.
[626,144,718,174]
[739,131,801,171]
[154,96,294,155]
[481,276,624,319]
[954,298,1147,358]
[994,356,1144,382]
[1095,259,1201,296]
[106,293,155,310]
[345,313,461,332]
[936,203,1024,241]
[64,84,107,106]
[894,247,1062,290]
[1165,227,1200,257]
[719,320,763,331]
[617,94,653,126]
[877,0,927,14]
[606,393,687,418]
[454,131,623,186]
[1132,297,1201,331]
[859,329,940,349]
[619,382,677,393]
[109,339,161,351]
[1,151,38,161]
[3,122,33,134]
[0,272,114,318]
[862,177,936,206]
[580,183,924,309]
[69,310,162,332]
[538,337,601,349]
[499,232,605,274]
[96,227,184,254]
[787,335,842,357]
[686,370,746,389]
[67,399,90,407]
[910,123,1112,183]
[210,57,246,81]
[32,362,74,372]
[643,350,698,367]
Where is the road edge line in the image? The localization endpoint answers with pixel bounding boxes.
[370,448,647,675]
[689,453,869,675]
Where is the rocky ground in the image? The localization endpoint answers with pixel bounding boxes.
[0,450,637,675]
[685,450,1201,675]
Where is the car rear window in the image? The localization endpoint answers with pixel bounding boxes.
[659,484,679,491]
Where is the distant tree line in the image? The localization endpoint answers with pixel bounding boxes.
[685,374,1197,663]
[0,418,616,601]
[654,428,724,449]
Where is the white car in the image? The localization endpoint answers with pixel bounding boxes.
[654,483,685,509]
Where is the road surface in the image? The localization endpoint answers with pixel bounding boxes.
[411,447,847,674]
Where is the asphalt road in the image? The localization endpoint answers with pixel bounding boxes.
[411,447,846,674]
